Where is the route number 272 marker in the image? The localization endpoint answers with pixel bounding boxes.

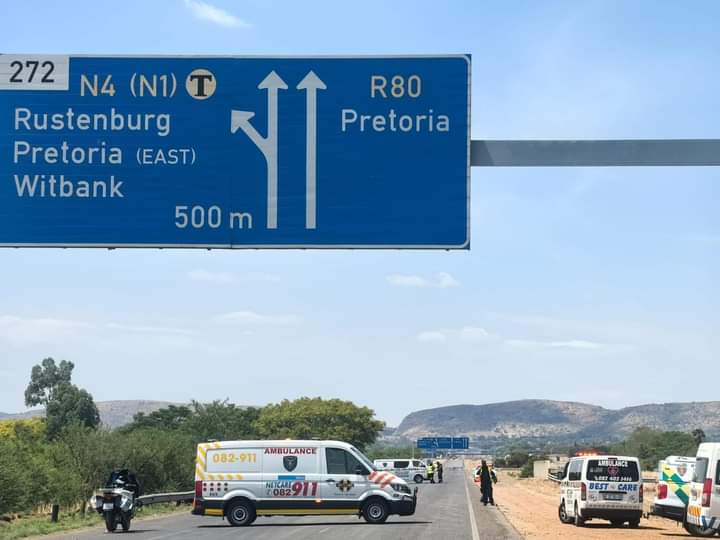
[231,70,326,230]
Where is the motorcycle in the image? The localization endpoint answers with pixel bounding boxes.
[90,469,141,532]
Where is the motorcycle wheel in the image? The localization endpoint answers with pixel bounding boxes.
[104,511,117,532]
[121,514,131,532]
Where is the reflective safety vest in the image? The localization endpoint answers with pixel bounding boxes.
[426,465,434,475]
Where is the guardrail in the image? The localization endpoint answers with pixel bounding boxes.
[137,491,194,506]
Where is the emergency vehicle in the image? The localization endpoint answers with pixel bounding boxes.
[192,440,417,526]
[651,456,696,523]
[686,443,720,536]
[558,454,643,528]
[373,458,427,483]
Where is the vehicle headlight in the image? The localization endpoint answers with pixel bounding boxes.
[390,483,411,494]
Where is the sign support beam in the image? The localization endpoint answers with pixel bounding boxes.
[471,139,720,167]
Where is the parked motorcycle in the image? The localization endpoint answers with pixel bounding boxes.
[90,469,141,532]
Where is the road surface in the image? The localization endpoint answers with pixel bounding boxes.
[41,463,520,540]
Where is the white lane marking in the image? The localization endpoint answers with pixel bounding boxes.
[464,475,480,540]
[318,527,331,533]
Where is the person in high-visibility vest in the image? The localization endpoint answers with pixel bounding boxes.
[426,461,435,483]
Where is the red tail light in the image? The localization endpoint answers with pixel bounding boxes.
[195,480,203,499]
[658,484,667,499]
[581,482,587,501]
[702,478,712,507]
[639,483,644,502]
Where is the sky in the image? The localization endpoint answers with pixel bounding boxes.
[1,0,718,426]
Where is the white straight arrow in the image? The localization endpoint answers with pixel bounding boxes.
[231,70,288,229]
[297,71,326,230]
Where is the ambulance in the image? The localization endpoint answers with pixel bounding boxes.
[558,454,643,528]
[373,458,427,484]
[191,440,418,526]
[686,442,720,536]
[652,456,695,523]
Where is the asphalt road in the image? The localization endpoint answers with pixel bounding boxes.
[42,463,520,540]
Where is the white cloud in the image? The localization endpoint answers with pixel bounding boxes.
[104,323,194,336]
[459,326,495,342]
[416,331,447,344]
[183,0,250,28]
[504,338,605,351]
[386,272,460,289]
[214,310,301,326]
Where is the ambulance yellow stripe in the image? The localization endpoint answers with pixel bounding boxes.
[205,509,223,516]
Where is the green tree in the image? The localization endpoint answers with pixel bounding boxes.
[125,404,193,432]
[611,428,697,470]
[45,384,100,439]
[24,357,74,407]
[256,397,385,450]
[183,400,260,442]
[25,358,99,439]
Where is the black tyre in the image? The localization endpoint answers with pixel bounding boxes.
[558,502,571,524]
[413,474,424,484]
[120,514,131,532]
[684,522,718,537]
[104,511,117,532]
[573,503,585,527]
[628,519,640,528]
[226,499,256,527]
[363,498,389,524]
[610,520,624,527]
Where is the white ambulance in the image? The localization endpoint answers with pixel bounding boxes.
[558,455,643,528]
[652,456,695,523]
[192,440,417,526]
[686,442,720,536]
[373,458,427,484]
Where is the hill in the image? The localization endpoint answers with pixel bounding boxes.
[395,400,720,443]
[0,400,179,429]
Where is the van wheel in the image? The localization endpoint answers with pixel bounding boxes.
[363,498,389,524]
[226,499,256,527]
[414,474,424,484]
[610,520,624,527]
[628,519,640,528]
[573,503,585,527]
[558,502,572,524]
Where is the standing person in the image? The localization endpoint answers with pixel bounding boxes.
[436,460,444,483]
[479,460,497,506]
[426,460,435,483]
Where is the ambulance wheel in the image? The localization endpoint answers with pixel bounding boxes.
[628,519,640,528]
[414,474,424,484]
[573,503,585,527]
[362,498,389,524]
[558,502,572,524]
[226,499,256,527]
[610,520,624,527]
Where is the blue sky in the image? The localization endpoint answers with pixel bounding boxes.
[1,0,718,425]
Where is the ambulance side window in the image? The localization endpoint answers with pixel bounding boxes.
[568,460,582,481]
[395,461,409,469]
[716,461,720,485]
[326,448,367,475]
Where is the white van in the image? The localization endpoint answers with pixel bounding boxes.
[373,458,427,484]
[558,455,643,528]
[192,440,417,526]
[652,456,695,523]
[687,443,720,535]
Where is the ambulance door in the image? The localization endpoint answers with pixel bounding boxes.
[321,447,370,507]
[260,446,322,507]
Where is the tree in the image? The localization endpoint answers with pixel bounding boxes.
[256,397,385,450]
[24,357,74,407]
[24,358,100,439]
[692,428,706,447]
[125,404,193,432]
[183,400,260,442]
[45,383,100,439]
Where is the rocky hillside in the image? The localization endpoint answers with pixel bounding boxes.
[396,400,720,442]
[0,400,179,429]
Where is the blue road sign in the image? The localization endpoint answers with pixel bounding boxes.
[417,436,470,449]
[0,55,470,248]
